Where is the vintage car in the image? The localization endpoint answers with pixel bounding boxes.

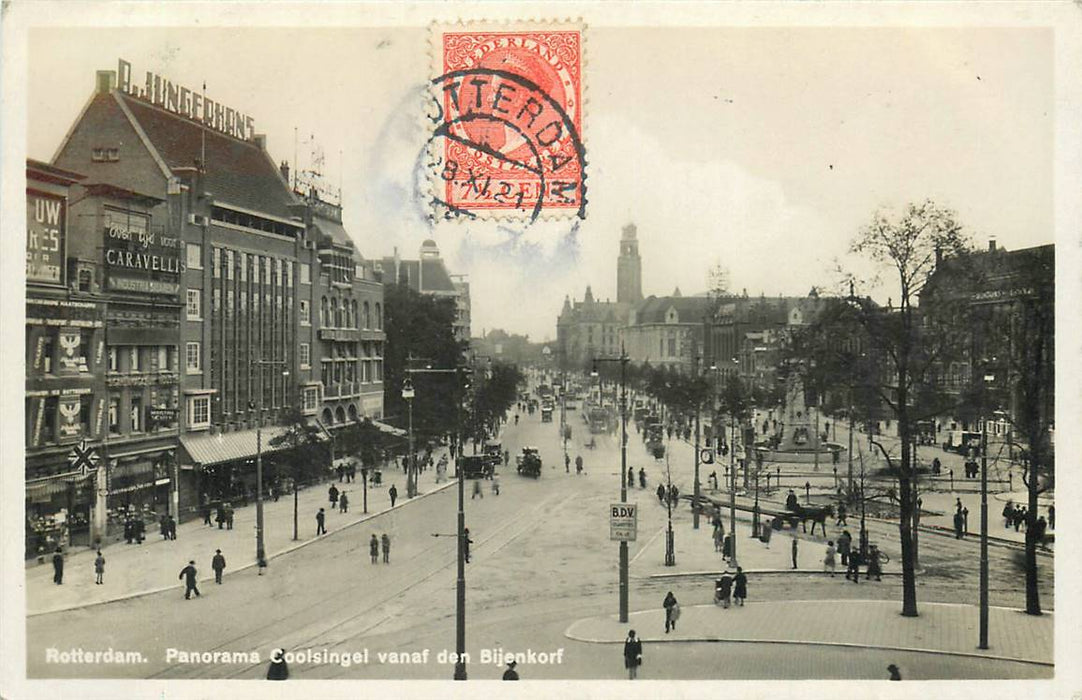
[516,447,543,478]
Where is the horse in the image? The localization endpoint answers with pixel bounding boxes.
[790,503,834,537]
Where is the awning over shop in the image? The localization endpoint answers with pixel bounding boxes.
[180,423,327,467]
[371,420,407,438]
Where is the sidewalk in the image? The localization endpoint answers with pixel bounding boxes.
[565,599,1053,665]
[27,460,455,616]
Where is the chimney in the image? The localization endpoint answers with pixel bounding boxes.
[96,70,116,94]
[254,134,267,149]
[280,161,291,184]
[989,238,997,252]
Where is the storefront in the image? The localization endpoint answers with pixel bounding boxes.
[25,472,94,558]
[100,449,176,541]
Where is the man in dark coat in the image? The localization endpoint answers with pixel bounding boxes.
[370,534,379,564]
[179,560,200,599]
[662,591,679,633]
[623,630,642,680]
[733,567,747,606]
[627,467,635,488]
[786,489,799,512]
[167,515,178,540]
[389,484,398,507]
[328,484,339,508]
[837,530,852,566]
[339,492,349,513]
[267,649,289,680]
[212,549,226,584]
[381,533,391,563]
[51,547,64,585]
[656,484,665,503]
[502,660,519,680]
[316,508,326,536]
[953,510,965,539]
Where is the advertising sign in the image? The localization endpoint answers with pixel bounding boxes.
[103,208,182,295]
[27,192,65,285]
[609,502,637,542]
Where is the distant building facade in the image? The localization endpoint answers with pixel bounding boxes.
[377,240,471,342]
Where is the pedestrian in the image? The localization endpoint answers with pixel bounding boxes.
[329,484,339,509]
[887,663,902,681]
[370,534,379,564]
[709,471,718,491]
[713,525,724,553]
[575,455,583,474]
[502,660,520,680]
[846,548,861,583]
[838,530,852,567]
[225,504,234,530]
[464,527,472,563]
[94,550,105,585]
[866,545,882,581]
[722,532,732,560]
[1049,504,1055,530]
[339,492,349,513]
[824,540,837,576]
[267,648,289,680]
[179,560,200,599]
[668,484,679,506]
[492,475,500,496]
[201,503,212,526]
[52,547,63,585]
[715,570,733,608]
[389,484,398,507]
[786,489,798,511]
[160,513,169,540]
[953,510,964,539]
[623,630,642,679]
[835,502,847,526]
[472,479,483,499]
[1002,501,1014,529]
[656,483,665,503]
[627,467,635,489]
[663,591,679,633]
[316,507,326,536]
[337,464,345,482]
[1014,506,1023,532]
[962,507,969,533]
[212,549,226,584]
[381,533,391,563]
[168,515,178,540]
[791,535,799,569]
[135,516,146,543]
[565,454,571,473]
[639,468,647,489]
[216,504,226,529]
[1034,515,1048,546]
[733,566,747,606]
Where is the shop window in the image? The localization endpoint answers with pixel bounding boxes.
[188,395,210,428]
[186,342,201,373]
[186,289,202,320]
[41,397,58,444]
[80,395,93,435]
[40,332,55,374]
[186,243,203,270]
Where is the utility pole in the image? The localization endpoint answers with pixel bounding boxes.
[252,359,286,570]
[593,349,631,621]
[693,354,702,530]
[979,368,993,650]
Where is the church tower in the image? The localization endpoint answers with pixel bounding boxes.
[617,223,643,303]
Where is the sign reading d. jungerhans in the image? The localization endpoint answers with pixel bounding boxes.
[610,503,637,542]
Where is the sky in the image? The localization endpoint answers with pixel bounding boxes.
[25,24,1054,342]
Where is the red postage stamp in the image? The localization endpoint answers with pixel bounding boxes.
[429,23,586,221]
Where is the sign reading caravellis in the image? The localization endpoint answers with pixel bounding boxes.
[116,59,256,141]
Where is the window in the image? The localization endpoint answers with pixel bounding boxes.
[129,347,141,372]
[212,248,221,278]
[186,342,201,373]
[374,303,382,330]
[300,343,311,368]
[78,269,93,292]
[213,288,221,314]
[186,289,202,319]
[239,253,247,282]
[108,347,118,372]
[286,261,293,287]
[362,301,370,329]
[226,250,234,280]
[108,395,120,435]
[158,347,169,372]
[188,395,210,428]
[186,243,202,270]
[302,386,320,414]
[300,263,311,285]
[130,395,143,432]
[299,299,310,325]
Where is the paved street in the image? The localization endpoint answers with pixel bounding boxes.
[26,399,1054,680]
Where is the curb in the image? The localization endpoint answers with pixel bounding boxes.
[27,479,457,618]
[563,602,1053,667]
[645,568,916,580]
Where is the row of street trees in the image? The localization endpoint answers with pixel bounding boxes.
[784,200,1054,617]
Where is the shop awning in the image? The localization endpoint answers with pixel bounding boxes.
[180,423,327,467]
[371,419,407,438]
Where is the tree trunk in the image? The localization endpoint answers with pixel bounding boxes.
[897,473,919,616]
[1025,456,1042,615]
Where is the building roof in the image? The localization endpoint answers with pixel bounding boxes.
[631,295,713,325]
[379,257,459,294]
[27,159,85,186]
[118,93,300,220]
[313,215,353,249]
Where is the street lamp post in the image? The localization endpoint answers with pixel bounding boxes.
[403,379,416,498]
[252,360,287,571]
[593,349,630,622]
[979,368,994,650]
[664,442,675,566]
[693,355,702,530]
